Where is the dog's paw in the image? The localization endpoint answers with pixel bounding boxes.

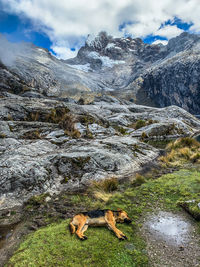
[80,236,88,241]
[118,236,125,241]
[118,235,128,240]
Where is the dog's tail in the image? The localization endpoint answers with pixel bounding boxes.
[69,220,76,234]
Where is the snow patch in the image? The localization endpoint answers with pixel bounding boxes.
[67,63,91,72]
[106,43,116,49]
[106,43,122,51]
[88,51,125,68]
[36,55,50,64]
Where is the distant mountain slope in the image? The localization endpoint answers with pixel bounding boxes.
[0,32,200,113]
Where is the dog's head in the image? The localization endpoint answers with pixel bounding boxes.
[116,208,132,224]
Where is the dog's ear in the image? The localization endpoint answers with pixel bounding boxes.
[117,208,122,212]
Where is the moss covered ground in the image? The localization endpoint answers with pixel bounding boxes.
[7,167,200,267]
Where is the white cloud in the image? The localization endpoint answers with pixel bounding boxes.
[51,45,77,60]
[154,25,184,39]
[50,40,78,59]
[1,0,200,58]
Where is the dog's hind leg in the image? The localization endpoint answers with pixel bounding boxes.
[105,211,127,240]
[81,224,88,239]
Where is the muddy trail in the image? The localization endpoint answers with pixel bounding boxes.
[142,211,200,267]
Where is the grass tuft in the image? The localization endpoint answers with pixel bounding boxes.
[132,173,146,187]
[159,137,200,165]
[92,177,119,193]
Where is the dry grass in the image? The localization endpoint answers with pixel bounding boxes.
[167,137,200,150]
[23,130,41,139]
[46,108,81,138]
[89,176,119,202]
[190,152,200,163]
[159,137,200,165]
[93,191,112,202]
[132,173,146,186]
[92,177,118,192]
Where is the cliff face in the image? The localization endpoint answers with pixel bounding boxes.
[0,32,200,113]
[138,33,200,114]
[67,32,200,114]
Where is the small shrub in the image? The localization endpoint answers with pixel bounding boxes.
[45,107,70,124]
[141,132,148,140]
[178,147,191,160]
[23,130,41,139]
[79,115,96,125]
[7,114,13,121]
[30,112,40,121]
[167,137,200,150]
[113,126,127,135]
[132,173,146,187]
[92,177,119,193]
[148,119,154,125]
[135,120,146,130]
[85,126,94,139]
[61,176,71,184]
[190,152,200,163]
[8,124,14,132]
[25,193,49,207]
[0,133,6,138]
[77,97,85,105]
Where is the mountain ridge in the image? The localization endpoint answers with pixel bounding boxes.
[0,32,200,113]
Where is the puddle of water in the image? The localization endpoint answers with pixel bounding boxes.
[145,211,191,245]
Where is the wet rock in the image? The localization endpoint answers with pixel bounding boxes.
[179,200,200,221]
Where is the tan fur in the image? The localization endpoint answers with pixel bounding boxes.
[69,208,132,240]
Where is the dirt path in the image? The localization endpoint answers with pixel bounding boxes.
[142,211,200,267]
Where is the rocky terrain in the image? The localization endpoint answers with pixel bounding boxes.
[1,32,200,114]
[0,93,200,211]
[0,32,200,267]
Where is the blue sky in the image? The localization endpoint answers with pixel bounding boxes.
[0,0,198,59]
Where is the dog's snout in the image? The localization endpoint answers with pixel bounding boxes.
[124,218,132,224]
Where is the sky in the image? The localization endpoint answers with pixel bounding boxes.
[0,0,199,59]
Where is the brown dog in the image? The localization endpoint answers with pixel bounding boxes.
[69,208,132,240]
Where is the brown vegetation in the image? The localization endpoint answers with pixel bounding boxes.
[159,137,200,165]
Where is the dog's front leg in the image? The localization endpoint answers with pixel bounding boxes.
[75,216,88,240]
[105,211,127,240]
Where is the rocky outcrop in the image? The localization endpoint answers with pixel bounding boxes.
[0,95,200,210]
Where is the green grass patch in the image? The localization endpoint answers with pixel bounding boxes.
[8,169,200,267]
[7,220,147,267]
